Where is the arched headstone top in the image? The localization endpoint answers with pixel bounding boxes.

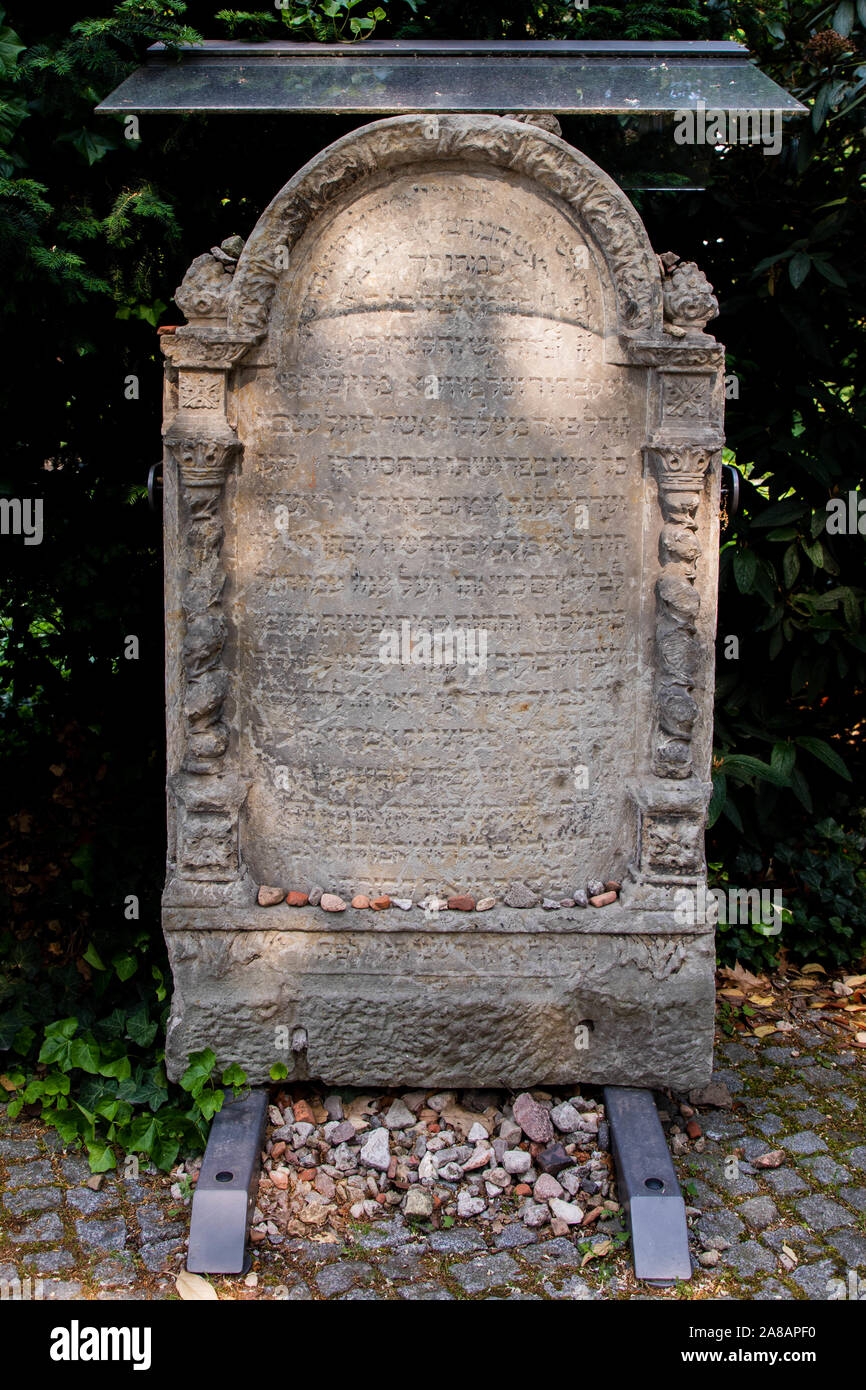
[226,113,662,339]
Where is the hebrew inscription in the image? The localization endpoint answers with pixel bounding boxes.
[234,170,647,896]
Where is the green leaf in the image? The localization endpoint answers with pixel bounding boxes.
[794,736,852,781]
[112,952,138,982]
[770,742,796,781]
[82,941,106,971]
[221,1062,247,1089]
[126,1006,158,1048]
[197,1088,225,1122]
[833,1,855,37]
[782,543,801,588]
[180,1048,216,1095]
[733,549,758,594]
[707,773,727,829]
[99,1054,132,1081]
[269,1062,289,1081]
[750,499,805,528]
[69,1036,101,1073]
[789,252,811,288]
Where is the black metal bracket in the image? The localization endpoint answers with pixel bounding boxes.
[186,1088,268,1275]
[147,461,163,515]
[603,1085,692,1285]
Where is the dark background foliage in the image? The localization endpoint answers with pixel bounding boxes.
[0,0,864,1116]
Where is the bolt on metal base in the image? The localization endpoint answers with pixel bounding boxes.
[186,1088,268,1275]
[603,1085,692,1285]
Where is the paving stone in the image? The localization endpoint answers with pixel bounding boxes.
[778,1083,810,1102]
[722,1240,776,1277]
[762,1227,822,1258]
[494,1223,538,1250]
[493,1291,544,1300]
[754,1114,785,1138]
[763,1168,810,1197]
[337,1288,385,1300]
[543,1273,597,1299]
[681,1177,721,1209]
[845,1146,866,1173]
[752,1278,795,1301]
[10,1211,64,1243]
[798,1066,841,1091]
[379,1249,429,1281]
[33,1249,76,1273]
[794,1195,851,1233]
[65,1187,118,1216]
[717,1043,755,1063]
[291,1241,347,1264]
[3,1187,62,1216]
[0,1138,40,1160]
[4,1160,55,1188]
[137,1207,184,1243]
[784,1131,827,1155]
[396,1281,454,1300]
[449,1252,519,1293]
[759,1046,796,1066]
[824,1230,866,1268]
[790,1258,843,1300]
[267,1278,311,1300]
[699,1115,746,1142]
[838,1185,866,1213]
[428,1228,486,1254]
[798,1154,851,1185]
[518,1236,581,1269]
[738,1196,779,1231]
[352,1227,396,1251]
[42,1280,84,1299]
[75,1216,127,1251]
[316,1260,374,1296]
[92,1257,138,1287]
[695,1209,746,1248]
[138,1238,185,1273]
[58,1156,92,1183]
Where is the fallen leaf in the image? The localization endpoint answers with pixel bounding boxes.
[855,1031,866,1045]
[753,1025,777,1038]
[719,962,767,989]
[720,988,746,999]
[175,1271,218,1301]
[0,1074,18,1092]
[781,1243,798,1265]
[800,963,826,975]
[749,994,776,1007]
[580,1237,613,1267]
[843,974,866,989]
[843,1003,866,1012]
[776,1021,795,1032]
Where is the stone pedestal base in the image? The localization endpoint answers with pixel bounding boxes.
[163,908,715,1090]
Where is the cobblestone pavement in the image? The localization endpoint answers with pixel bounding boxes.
[1,1003,864,1301]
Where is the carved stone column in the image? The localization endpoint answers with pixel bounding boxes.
[161,245,257,907]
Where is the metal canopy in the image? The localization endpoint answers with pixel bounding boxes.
[96,38,806,116]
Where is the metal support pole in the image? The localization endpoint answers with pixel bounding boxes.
[603,1085,692,1285]
[186,1088,268,1275]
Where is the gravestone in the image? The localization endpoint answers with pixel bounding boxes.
[160,114,723,1089]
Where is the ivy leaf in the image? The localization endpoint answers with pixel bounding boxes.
[82,941,106,971]
[126,1006,158,1048]
[112,952,138,982]
[86,1140,117,1173]
[99,1054,132,1081]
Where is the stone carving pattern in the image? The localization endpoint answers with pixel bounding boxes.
[227,114,660,339]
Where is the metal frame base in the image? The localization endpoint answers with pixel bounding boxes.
[603,1085,692,1285]
[186,1088,268,1275]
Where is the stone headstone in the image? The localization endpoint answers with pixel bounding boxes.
[160,115,723,1089]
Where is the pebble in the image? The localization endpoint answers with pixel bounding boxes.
[587,879,606,897]
[534,1173,563,1201]
[404,1188,433,1217]
[307,886,323,906]
[320,893,347,912]
[463,1146,493,1171]
[559,898,575,908]
[502,1149,532,1175]
[536,1143,571,1175]
[513,1093,554,1143]
[605,880,622,893]
[457,1192,487,1218]
[424,896,449,912]
[391,898,413,910]
[360,1128,391,1172]
[522,1200,549,1228]
[541,898,560,910]
[384,1099,415,1130]
[370,896,391,910]
[573,889,589,908]
[257,885,285,906]
[550,1102,580,1133]
[351,894,371,909]
[447,895,476,911]
[467,1122,488,1143]
[475,897,496,911]
[328,1121,356,1145]
[503,882,540,909]
[549,1197,583,1225]
[285,891,309,907]
[590,891,617,907]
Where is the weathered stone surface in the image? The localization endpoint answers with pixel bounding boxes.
[160,113,722,1088]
